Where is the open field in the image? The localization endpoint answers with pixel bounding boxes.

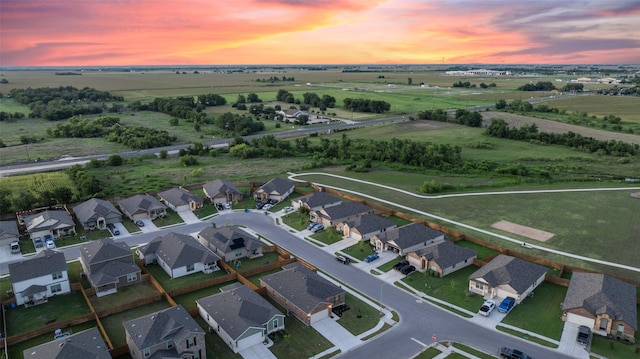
[546,95,640,122]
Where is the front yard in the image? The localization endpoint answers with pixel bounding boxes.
[341,241,376,261]
[281,210,311,231]
[311,228,344,245]
[336,292,383,336]
[268,313,334,359]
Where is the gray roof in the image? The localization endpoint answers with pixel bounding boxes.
[260,263,345,312]
[157,187,203,207]
[22,284,47,297]
[412,241,477,268]
[203,179,242,198]
[257,178,294,196]
[563,272,637,330]
[375,223,443,250]
[346,214,396,234]
[118,194,166,215]
[315,202,373,221]
[469,255,547,294]
[0,220,20,239]
[24,210,74,232]
[89,259,140,286]
[124,305,204,350]
[198,226,262,253]
[80,237,132,265]
[73,198,121,224]
[196,284,283,339]
[138,232,220,269]
[9,249,67,283]
[22,327,111,359]
[295,192,342,208]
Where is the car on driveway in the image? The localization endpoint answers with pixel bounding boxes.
[577,325,591,345]
[33,237,44,248]
[135,220,144,227]
[399,264,415,275]
[307,222,318,230]
[364,254,380,263]
[393,260,409,271]
[498,297,515,313]
[45,239,56,250]
[311,224,324,233]
[479,300,496,316]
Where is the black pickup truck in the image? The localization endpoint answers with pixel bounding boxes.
[499,347,534,359]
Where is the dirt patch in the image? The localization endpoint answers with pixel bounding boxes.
[491,220,555,242]
[482,111,640,146]
[631,192,640,199]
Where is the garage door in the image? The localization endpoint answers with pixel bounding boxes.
[236,333,264,352]
[566,313,595,327]
[309,310,328,324]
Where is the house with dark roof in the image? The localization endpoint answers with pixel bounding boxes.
[562,272,637,341]
[260,263,345,325]
[340,214,397,241]
[0,220,20,247]
[22,327,111,359]
[203,179,244,204]
[73,198,122,231]
[8,249,70,307]
[117,194,167,221]
[370,223,444,255]
[291,192,342,212]
[311,202,375,228]
[137,232,220,278]
[158,187,203,212]
[197,283,285,353]
[253,178,295,202]
[197,226,263,262]
[24,209,76,241]
[468,254,547,304]
[406,241,477,277]
[124,305,205,359]
[80,237,141,297]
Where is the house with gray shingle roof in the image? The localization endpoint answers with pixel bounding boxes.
[73,198,122,230]
[197,226,263,262]
[562,272,637,340]
[340,214,397,241]
[158,187,203,212]
[137,232,220,278]
[406,241,477,277]
[24,209,76,241]
[197,283,285,353]
[0,220,20,247]
[468,254,547,304]
[203,179,244,204]
[253,178,294,202]
[291,192,342,212]
[80,237,141,297]
[311,201,374,228]
[124,305,205,359]
[370,222,444,255]
[117,194,167,221]
[8,249,70,306]
[260,263,345,325]
[22,327,111,359]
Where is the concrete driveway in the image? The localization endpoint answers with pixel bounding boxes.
[558,322,591,359]
[178,210,200,224]
[311,317,362,353]
[239,340,277,359]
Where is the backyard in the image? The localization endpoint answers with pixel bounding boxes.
[90,281,161,312]
[144,263,231,292]
[100,300,172,347]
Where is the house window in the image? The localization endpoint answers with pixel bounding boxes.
[50,284,62,293]
[127,273,138,282]
[186,263,195,272]
[187,337,196,348]
[143,348,150,358]
[52,272,63,280]
[235,249,243,257]
[475,282,483,290]
[194,350,201,359]
[166,341,173,349]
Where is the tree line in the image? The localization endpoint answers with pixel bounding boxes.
[416,109,483,127]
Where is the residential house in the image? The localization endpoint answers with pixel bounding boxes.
[468,254,547,304]
[341,214,397,241]
[22,327,111,359]
[253,178,295,202]
[24,209,76,241]
[276,108,308,122]
[197,283,285,353]
[562,272,637,341]
[197,226,263,262]
[158,187,203,212]
[117,194,167,221]
[137,232,220,278]
[73,198,122,231]
[203,179,244,204]
[291,192,342,212]
[8,249,70,306]
[406,241,477,277]
[311,202,374,228]
[124,305,206,359]
[260,263,345,325]
[0,220,20,247]
[80,237,141,297]
[370,223,445,255]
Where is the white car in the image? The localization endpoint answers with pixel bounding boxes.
[479,300,495,316]
[45,240,56,250]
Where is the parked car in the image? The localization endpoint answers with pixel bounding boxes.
[336,256,350,264]
[393,260,409,271]
[224,203,231,210]
[364,254,380,263]
[33,237,43,248]
[45,239,56,249]
[399,264,415,275]
[311,224,325,233]
[10,241,20,254]
[255,202,264,209]
[479,300,496,316]
[499,347,534,359]
[498,297,516,313]
[263,203,272,210]
[577,325,591,345]
[283,206,293,212]
[307,222,318,230]
[135,220,145,227]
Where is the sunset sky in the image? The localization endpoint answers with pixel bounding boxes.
[1,0,639,66]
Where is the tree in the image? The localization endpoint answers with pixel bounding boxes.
[106,154,123,166]
[159,150,168,159]
[169,117,179,126]
[407,77,413,85]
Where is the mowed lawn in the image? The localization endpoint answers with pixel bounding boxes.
[100,300,172,347]
[5,292,91,335]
